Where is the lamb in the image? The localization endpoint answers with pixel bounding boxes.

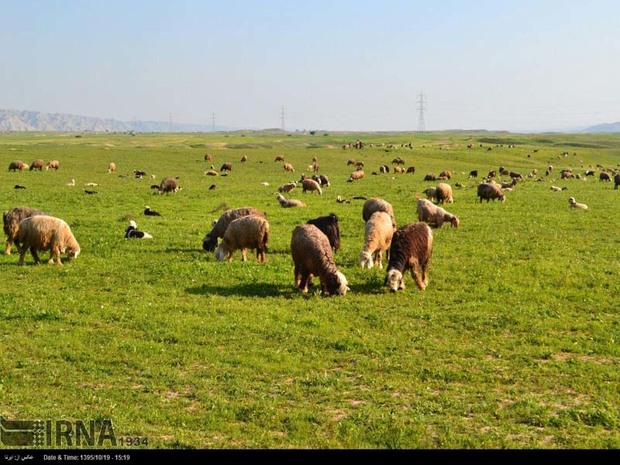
[277,193,306,208]
[568,197,588,210]
[125,220,153,239]
[30,159,44,171]
[107,162,116,173]
[3,206,48,255]
[46,160,60,171]
[213,215,270,262]
[15,215,80,265]
[283,163,295,172]
[158,177,180,194]
[290,224,349,296]
[8,160,28,172]
[278,181,297,193]
[202,207,267,252]
[359,211,394,269]
[384,222,433,292]
[306,213,341,252]
[416,198,459,228]
[362,198,396,230]
[477,182,506,203]
[434,182,454,204]
[301,178,323,195]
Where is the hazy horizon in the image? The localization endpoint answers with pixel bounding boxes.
[2,0,619,133]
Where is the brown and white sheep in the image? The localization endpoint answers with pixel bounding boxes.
[306,213,341,252]
[416,198,459,229]
[3,206,48,255]
[359,211,394,269]
[46,160,60,171]
[16,215,80,265]
[30,159,44,171]
[347,170,365,182]
[384,222,433,292]
[8,160,28,172]
[278,181,297,193]
[301,178,323,195]
[435,182,454,204]
[290,224,349,296]
[202,207,267,252]
[362,198,396,230]
[477,182,506,203]
[213,215,270,263]
[158,177,180,194]
[277,194,306,208]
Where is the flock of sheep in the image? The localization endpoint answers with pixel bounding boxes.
[4,144,619,296]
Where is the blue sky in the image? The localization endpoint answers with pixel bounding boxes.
[1,0,619,132]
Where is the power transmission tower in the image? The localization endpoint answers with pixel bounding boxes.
[416,92,426,132]
[212,113,216,132]
[280,107,285,130]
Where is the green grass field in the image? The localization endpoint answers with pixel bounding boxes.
[1,130,619,449]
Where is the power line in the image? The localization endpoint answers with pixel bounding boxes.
[416,92,426,132]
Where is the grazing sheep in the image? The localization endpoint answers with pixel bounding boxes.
[107,162,116,173]
[202,207,267,252]
[46,160,60,171]
[423,187,437,201]
[362,198,396,229]
[599,172,611,182]
[240,155,248,163]
[277,193,306,208]
[301,178,323,195]
[8,160,28,172]
[568,197,588,210]
[359,211,394,269]
[406,166,416,174]
[204,169,219,176]
[439,170,452,179]
[214,215,270,263]
[468,170,478,178]
[550,185,567,192]
[416,198,459,228]
[347,170,365,182]
[614,173,620,190]
[204,153,213,161]
[283,163,295,172]
[312,174,330,187]
[290,224,349,296]
[435,182,454,204]
[30,159,44,171]
[477,182,506,203]
[158,177,180,194]
[306,213,341,252]
[144,206,161,216]
[379,165,389,174]
[3,206,48,255]
[278,181,297,193]
[384,222,433,292]
[274,155,285,162]
[423,173,437,181]
[219,163,232,173]
[125,220,152,239]
[16,215,80,265]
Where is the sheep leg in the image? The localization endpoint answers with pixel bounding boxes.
[4,240,12,255]
[30,247,41,264]
[17,246,27,266]
[374,251,383,269]
[241,248,247,262]
[411,264,426,290]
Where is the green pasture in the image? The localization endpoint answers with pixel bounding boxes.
[0,130,618,449]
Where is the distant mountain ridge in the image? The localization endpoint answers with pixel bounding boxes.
[0,109,217,132]
[581,121,620,133]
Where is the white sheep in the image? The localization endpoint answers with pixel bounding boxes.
[290,224,349,296]
[202,207,267,251]
[362,198,396,230]
[16,215,80,265]
[568,197,588,210]
[277,193,306,208]
[214,215,270,262]
[416,198,459,228]
[359,211,394,269]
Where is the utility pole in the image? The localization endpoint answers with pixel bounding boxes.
[416,92,426,133]
[280,107,285,131]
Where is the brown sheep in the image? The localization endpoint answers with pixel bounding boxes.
[16,215,80,265]
[423,173,437,181]
[435,182,454,204]
[220,163,233,172]
[438,170,452,179]
[306,213,341,252]
[347,170,365,182]
[202,207,267,252]
[359,211,394,269]
[290,224,349,296]
[385,222,433,292]
[278,181,297,193]
[46,160,60,171]
[214,215,270,262]
[362,198,396,230]
[416,198,459,228]
[301,178,322,195]
[158,177,180,194]
[3,206,48,255]
[274,155,285,162]
[240,155,248,163]
[30,159,45,171]
[477,182,506,203]
[8,160,28,172]
[283,163,295,172]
